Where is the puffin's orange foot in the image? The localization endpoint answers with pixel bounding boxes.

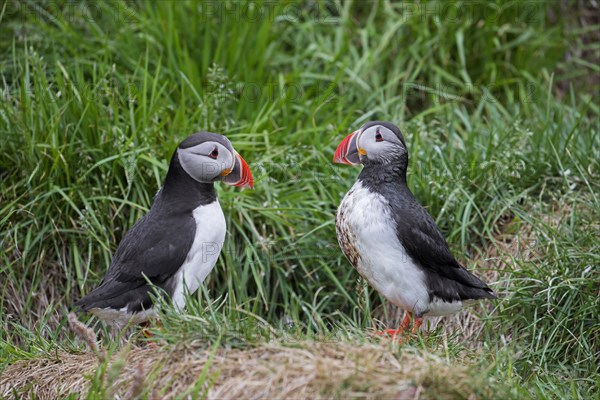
[411,317,423,334]
[375,328,406,336]
[372,312,422,342]
[140,322,158,349]
[373,329,405,344]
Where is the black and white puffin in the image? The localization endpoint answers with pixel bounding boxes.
[333,121,495,336]
[75,132,253,327]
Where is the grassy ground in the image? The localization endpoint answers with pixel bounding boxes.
[1,0,598,398]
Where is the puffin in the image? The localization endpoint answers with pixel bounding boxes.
[333,121,495,336]
[74,132,253,327]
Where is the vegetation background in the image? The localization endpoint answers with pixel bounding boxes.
[0,0,598,398]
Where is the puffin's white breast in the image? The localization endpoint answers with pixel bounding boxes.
[336,181,431,316]
[172,200,226,309]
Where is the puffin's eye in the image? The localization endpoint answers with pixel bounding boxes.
[375,131,383,142]
[208,148,219,159]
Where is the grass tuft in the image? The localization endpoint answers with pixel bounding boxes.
[1,340,513,399]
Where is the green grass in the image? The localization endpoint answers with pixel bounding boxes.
[1,0,599,398]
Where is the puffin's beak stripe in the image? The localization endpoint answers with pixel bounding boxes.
[333,131,361,165]
[233,153,254,189]
[222,152,254,189]
[220,150,238,176]
[235,154,254,189]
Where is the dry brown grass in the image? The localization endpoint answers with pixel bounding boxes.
[433,221,539,345]
[432,202,574,347]
[0,340,503,399]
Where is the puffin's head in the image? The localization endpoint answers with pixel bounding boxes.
[333,121,407,167]
[176,132,253,188]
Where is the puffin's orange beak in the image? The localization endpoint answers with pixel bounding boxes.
[223,152,254,189]
[333,131,361,165]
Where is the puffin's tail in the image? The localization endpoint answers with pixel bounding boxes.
[73,290,102,312]
[440,264,498,301]
[74,280,155,314]
[73,280,135,312]
[460,284,497,300]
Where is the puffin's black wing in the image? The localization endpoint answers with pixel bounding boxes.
[390,196,495,302]
[74,207,196,312]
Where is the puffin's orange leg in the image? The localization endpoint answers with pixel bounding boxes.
[411,317,423,334]
[376,311,413,336]
[140,321,158,349]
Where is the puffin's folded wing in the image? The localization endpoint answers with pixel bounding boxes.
[75,213,196,311]
[394,206,495,298]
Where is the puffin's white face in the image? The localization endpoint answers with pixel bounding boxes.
[177,133,253,188]
[178,141,235,182]
[355,125,406,164]
[333,122,406,166]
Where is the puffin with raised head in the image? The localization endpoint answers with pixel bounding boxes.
[333,121,495,336]
[75,132,253,327]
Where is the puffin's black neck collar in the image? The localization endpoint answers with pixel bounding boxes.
[358,154,408,188]
[159,152,217,210]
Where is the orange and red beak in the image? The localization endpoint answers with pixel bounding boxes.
[333,131,361,165]
[223,152,253,189]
